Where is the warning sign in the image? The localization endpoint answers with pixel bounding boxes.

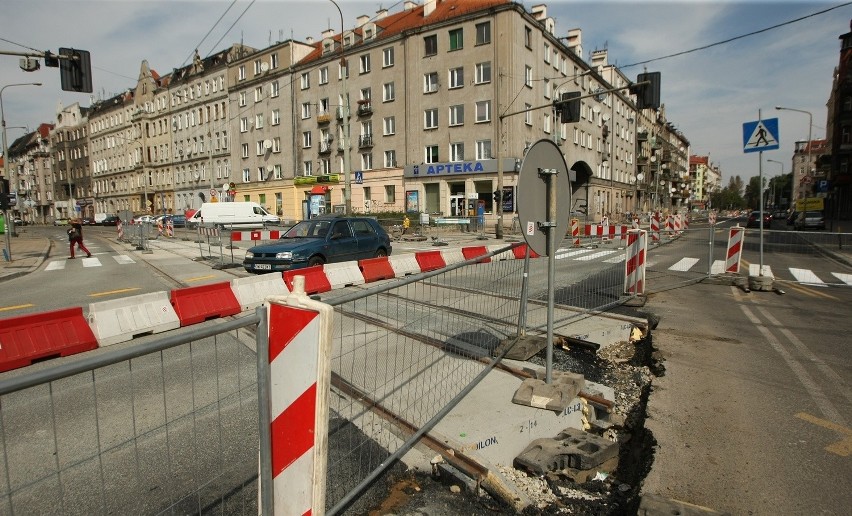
[742,118,779,153]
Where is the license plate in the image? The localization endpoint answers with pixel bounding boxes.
[254,264,272,270]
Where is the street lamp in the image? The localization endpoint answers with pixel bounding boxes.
[766,159,785,209]
[330,0,352,215]
[775,106,812,200]
[1,82,42,260]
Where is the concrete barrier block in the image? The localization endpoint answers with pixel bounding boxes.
[324,261,365,290]
[440,248,466,266]
[487,244,515,261]
[231,274,290,312]
[512,375,584,413]
[514,427,619,479]
[1,307,99,372]
[388,254,421,276]
[88,292,180,346]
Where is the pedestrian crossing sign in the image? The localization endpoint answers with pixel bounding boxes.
[742,118,779,153]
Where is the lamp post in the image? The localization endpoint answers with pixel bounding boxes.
[1,82,42,260]
[330,0,352,214]
[766,159,785,209]
[775,106,812,200]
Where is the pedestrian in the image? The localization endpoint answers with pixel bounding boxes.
[402,214,410,235]
[68,218,92,259]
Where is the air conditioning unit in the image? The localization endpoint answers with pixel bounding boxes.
[263,139,273,150]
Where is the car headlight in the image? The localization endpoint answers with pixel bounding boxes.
[275,251,293,260]
[245,251,254,259]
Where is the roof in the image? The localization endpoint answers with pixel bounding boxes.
[299,0,511,66]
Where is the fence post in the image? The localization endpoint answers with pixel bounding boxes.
[262,276,334,515]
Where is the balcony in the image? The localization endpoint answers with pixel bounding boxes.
[357,100,372,117]
[637,130,648,142]
[359,134,373,148]
[317,113,331,124]
[319,142,333,154]
[661,150,672,163]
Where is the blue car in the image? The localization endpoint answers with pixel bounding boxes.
[243,215,392,273]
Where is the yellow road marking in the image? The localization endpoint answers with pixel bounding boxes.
[776,280,839,300]
[184,274,217,283]
[796,412,852,457]
[88,287,141,298]
[0,303,35,312]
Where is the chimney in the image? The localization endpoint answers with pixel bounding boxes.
[322,28,335,39]
[404,1,417,11]
[591,49,608,69]
[306,36,314,45]
[356,14,370,27]
[531,4,547,21]
[376,8,388,19]
[566,28,582,58]
[424,0,437,17]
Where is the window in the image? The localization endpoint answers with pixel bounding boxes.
[425,145,439,163]
[524,26,532,49]
[300,72,310,89]
[254,59,263,74]
[450,142,464,162]
[543,42,551,63]
[475,21,491,45]
[524,66,532,87]
[383,116,395,135]
[383,82,395,102]
[424,109,438,130]
[384,150,396,168]
[383,47,394,67]
[272,109,280,126]
[270,53,279,69]
[238,65,246,80]
[476,140,492,160]
[319,67,328,84]
[424,35,437,56]
[255,114,264,129]
[359,54,371,74]
[449,67,464,89]
[475,62,491,84]
[364,187,371,202]
[254,86,263,102]
[270,81,279,97]
[338,62,348,80]
[543,113,551,134]
[256,141,265,156]
[360,87,371,102]
[302,131,312,148]
[449,28,463,51]
[273,137,281,153]
[242,168,250,182]
[424,72,439,93]
[385,185,396,204]
[475,100,491,122]
[303,161,313,176]
[449,104,464,126]
[320,158,331,175]
[301,102,311,119]
[361,152,373,170]
[525,104,532,126]
[240,117,249,132]
[239,92,247,107]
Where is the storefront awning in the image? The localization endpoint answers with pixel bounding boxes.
[310,185,330,194]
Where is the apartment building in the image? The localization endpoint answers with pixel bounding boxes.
[7,124,54,224]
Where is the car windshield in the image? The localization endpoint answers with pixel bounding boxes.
[283,220,333,238]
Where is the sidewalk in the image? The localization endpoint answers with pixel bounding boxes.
[0,230,52,282]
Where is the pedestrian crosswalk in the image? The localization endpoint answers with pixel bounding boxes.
[45,254,137,270]
[555,246,852,287]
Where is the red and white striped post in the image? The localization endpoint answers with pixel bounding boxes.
[166,219,174,237]
[571,218,580,247]
[263,276,333,515]
[651,212,660,243]
[117,220,124,240]
[624,229,647,295]
[725,225,745,273]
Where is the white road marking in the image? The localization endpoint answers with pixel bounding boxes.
[790,268,826,286]
[748,263,773,278]
[603,254,626,263]
[82,257,101,267]
[113,255,136,264]
[575,250,618,261]
[830,272,852,286]
[710,259,726,275]
[45,261,66,271]
[669,257,700,271]
[556,248,597,260]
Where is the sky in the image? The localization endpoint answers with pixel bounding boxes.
[1,0,850,186]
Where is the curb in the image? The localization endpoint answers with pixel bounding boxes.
[0,238,52,283]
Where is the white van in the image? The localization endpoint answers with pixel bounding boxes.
[188,202,279,229]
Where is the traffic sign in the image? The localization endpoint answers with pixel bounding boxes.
[742,118,779,153]
[354,171,363,184]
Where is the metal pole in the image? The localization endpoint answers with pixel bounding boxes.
[330,0,351,215]
[758,111,764,276]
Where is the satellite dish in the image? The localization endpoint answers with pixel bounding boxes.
[186,146,193,155]
[260,62,269,72]
[263,139,273,149]
[266,165,274,172]
[193,172,200,180]
[636,173,645,181]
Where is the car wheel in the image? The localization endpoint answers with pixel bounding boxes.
[307,256,324,267]
[375,248,388,258]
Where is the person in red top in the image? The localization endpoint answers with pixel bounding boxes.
[67,218,92,259]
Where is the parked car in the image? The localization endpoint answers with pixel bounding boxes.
[12,217,24,226]
[81,217,95,225]
[794,210,825,230]
[745,210,771,228]
[101,215,121,226]
[243,215,392,273]
[53,218,69,226]
[133,215,156,224]
[786,211,800,226]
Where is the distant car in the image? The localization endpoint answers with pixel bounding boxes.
[745,210,771,228]
[794,210,825,230]
[101,215,120,226]
[167,214,187,228]
[12,217,24,226]
[786,211,800,226]
[133,215,155,224]
[53,218,69,226]
[81,217,95,225]
[243,215,392,273]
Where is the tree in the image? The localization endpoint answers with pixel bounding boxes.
[744,175,763,209]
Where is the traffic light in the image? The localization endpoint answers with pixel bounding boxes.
[633,72,661,110]
[554,91,581,123]
[493,190,502,204]
[0,178,9,210]
[59,48,93,93]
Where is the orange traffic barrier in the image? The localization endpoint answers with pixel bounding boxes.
[461,246,491,263]
[0,307,99,373]
[283,267,332,295]
[170,282,241,326]
[359,256,396,282]
[414,250,446,272]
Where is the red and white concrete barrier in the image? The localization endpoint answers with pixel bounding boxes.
[726,225,745,273]
[266,277,333,515]
[230,230,283,242]
[585,224,629,242]
[624,230,647,295]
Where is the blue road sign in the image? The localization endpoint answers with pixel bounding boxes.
[354,171,363,184]
[742,118,779,153]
